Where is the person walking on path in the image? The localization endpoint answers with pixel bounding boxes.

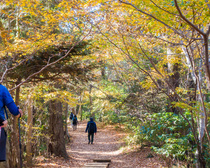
[85,117,97,144]
[0,84,23,162]
[72,115,78,131]
[69,112,74,127]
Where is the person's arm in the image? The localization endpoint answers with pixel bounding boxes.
[3,86,23,117]
[94,122,97,135]
[85,122,89,132]
[95,123,97,132]
[6,102,23,117]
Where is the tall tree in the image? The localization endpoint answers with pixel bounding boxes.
[49,98,68,158]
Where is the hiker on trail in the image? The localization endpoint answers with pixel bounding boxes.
[69,112,74,126]
[72,114,78,131]
[85,117,97,144]
[0,84,23,162]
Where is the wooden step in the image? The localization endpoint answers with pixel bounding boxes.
[83,162,110,168]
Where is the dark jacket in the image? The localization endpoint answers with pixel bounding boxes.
[72,116,78,125]
[85,118,97,133]
[69,112,74,120]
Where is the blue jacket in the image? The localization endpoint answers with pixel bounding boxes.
[0,84,19,121]
[0,84,19,161]
[85,118,97,133]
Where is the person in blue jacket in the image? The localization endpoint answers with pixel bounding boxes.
[69,112,74,127]
[0,84,23,162]
[85,117,97,144]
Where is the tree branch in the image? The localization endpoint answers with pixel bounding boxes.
[119,0,187,39]
[206,25,210,36]
[137,31,183,46]
[9,27,92,91]
[0,59,27,83]
[174,0,205,36]
[150,0,178,16]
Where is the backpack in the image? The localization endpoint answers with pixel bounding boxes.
[73,117,77,125]
[89,122,95,133]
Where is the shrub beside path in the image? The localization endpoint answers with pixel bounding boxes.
[34,121,167,168]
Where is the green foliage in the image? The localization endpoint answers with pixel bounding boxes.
[81,108,91,120]
[152,136,194,159]
[124,133,143,146]
[140,112,196,162]
[203,145,210,166]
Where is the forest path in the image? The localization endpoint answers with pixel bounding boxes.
[34,121,167,168]
[68,121,167,168]
[68,121,124,167]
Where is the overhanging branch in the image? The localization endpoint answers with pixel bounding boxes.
[9,27,92,91]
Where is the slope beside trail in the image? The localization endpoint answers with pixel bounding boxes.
[34,121,167,168]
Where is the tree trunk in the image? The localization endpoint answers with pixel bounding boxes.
[26,95,33,167]
[100,60,106,80]
[203,35,210,91]
[171,62,180,113]
[49,100,69,159]
[89,85,93,117]
[64,103,70,142]
[15,5,20,39]
[167,48,180,114]
[78,92,83,121]
[9,81,21,168]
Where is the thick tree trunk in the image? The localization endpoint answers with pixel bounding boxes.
[49,100,69,159]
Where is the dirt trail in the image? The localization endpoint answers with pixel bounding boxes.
[34,122,167,168]
[68,122,125,167]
